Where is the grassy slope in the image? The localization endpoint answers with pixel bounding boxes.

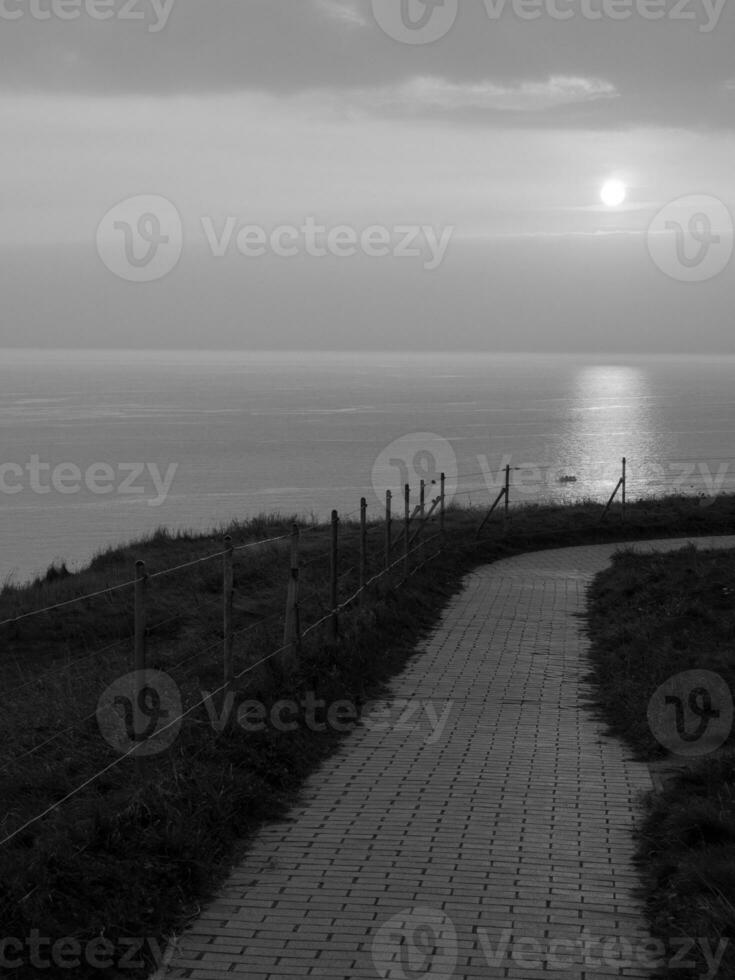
[2,493,735,978]
[587,546,735,979]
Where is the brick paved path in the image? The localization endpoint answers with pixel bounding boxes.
[157,536,735,980]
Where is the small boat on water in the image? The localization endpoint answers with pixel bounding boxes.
[558,475,578,484]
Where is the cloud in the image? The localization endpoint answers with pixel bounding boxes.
[339,75,619,114]
[314,0,367,28]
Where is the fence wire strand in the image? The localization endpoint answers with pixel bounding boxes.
[0,580,137,630]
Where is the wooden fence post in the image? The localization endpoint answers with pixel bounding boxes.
[283,524,301,655]
[134,560,147,773]
[622,457,627,523]
[385,490,392,572]
[359,498,367,605]
[134,560,147,676]
[599,474,625,524]
[419,480,426,562]
[223,536,234,694]
[440,472,446,546]
[404,484,411,579]
[328,510,339,644]
[504,465,511,529]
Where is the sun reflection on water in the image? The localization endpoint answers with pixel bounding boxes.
[557,364,665,498]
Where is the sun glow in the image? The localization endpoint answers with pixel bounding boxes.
[600,179,627,207]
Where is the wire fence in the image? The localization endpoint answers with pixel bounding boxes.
[0,478,451,848]
[2,452,731,635]
[0,454,732,848]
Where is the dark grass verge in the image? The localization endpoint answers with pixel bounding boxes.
[3,580,465,980]
[2,493,735,978]
[0,514,477,980]
[586,546,735,979]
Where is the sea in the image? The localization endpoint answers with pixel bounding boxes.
[2,348,735,586]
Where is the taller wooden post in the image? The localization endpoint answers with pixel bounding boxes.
[440,473,446,546]
[404,484,411,578]
[283,524,301,655]
[223,536,234,693]
[359,498,368,605]
[385,490,392,572]
[328,511,339,644]
[134,560,147,774]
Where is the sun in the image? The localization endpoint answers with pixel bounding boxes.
[600,179,627,207]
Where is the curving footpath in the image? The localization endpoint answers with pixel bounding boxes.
[156,536,735,980]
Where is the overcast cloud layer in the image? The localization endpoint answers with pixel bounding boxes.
[2,0,734,351]
[0,0,732,128]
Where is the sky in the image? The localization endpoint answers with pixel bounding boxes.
[1,0,734,352]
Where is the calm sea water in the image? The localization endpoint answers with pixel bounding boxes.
[2,349,735,585]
